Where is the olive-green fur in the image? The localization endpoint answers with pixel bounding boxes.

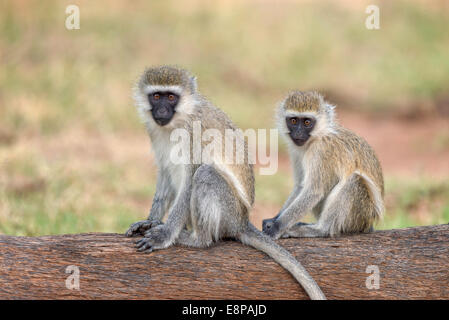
[309,127,384,232]
[139,65,196,93]
[284,91,323,113]
[277,90,384,236]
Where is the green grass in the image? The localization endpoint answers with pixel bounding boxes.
[381,178,449,229]
[0,151,151,235]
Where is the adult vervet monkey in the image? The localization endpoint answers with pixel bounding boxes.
[263,91,384,239]
[125,66,325,300]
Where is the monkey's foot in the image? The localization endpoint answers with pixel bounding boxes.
[125,219,163,237]
[134,225,171,253]
[281,222,310,238]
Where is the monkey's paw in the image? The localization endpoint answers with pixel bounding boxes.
[125,219,163,237]
[262,218,282,239]
[134,225,172,253]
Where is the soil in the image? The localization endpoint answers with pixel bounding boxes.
[338,111,449,177]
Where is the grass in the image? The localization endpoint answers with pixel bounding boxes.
[0,0,448,235]
[382,178,449,229]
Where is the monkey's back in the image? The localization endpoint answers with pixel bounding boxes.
[318,126,384,196]
[192,99,255,210]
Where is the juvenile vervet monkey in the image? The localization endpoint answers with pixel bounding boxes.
[125,66,325,300]
[263,91,384,239]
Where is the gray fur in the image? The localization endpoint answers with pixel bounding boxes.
[126,66,325,300]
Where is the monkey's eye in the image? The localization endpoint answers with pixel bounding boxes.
[153,93,160,100]
[290,118,298,125]
[168,94,175,101]
[304,119,312,127]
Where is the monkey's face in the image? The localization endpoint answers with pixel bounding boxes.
[286,116,316,146]
[148,91,180,126]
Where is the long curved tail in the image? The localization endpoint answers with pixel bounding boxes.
[239,223,326,300]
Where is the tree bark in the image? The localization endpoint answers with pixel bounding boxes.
[0,224,447,300]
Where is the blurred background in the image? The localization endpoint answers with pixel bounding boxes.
[1,0,448,236]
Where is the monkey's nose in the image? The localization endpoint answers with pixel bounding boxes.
[156,107,169,117]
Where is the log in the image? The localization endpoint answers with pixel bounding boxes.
[0,224,447,300]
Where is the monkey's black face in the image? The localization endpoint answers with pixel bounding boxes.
[148,91,180,126]
[286,116,316,146]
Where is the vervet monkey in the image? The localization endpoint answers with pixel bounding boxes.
[263,91,384,239]
[125,66,325,300]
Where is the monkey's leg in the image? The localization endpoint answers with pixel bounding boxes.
[282,222,329,238]
[277,206,320,238]
[175,230,210,248]
[281,182,350,238]
[175,165,242,248]
[278,197,325,238]
[283,173,376,238]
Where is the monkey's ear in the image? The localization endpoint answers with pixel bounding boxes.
[190,76,198,93]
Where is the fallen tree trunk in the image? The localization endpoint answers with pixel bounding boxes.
[0,224,447,299]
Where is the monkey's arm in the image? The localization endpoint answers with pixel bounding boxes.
[278,184,303,218]
[148,168,175,221]
[262,166,304,230]
[278,191,322,233]
[275,164,306,219]
[262,184,302,232]
[125,168,175,237]
[264,165,327,239]
[134,166,194,252]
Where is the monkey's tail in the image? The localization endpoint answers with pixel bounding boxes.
[239,223,326,300]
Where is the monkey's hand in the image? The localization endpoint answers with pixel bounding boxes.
[262,218,282,239]
[125,219,163,237]
[134,225,172,253]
